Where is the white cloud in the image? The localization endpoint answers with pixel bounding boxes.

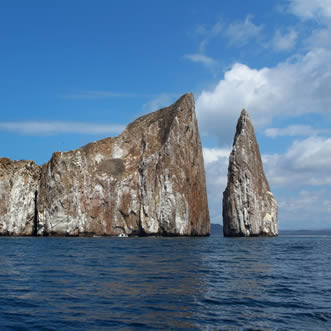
[263,136,331,187]
[0,121,125,136]
[203,147,231,165]
[183,53,216,66]
[288,0,331,20]
[286,0,331,49]
[224,15,264,47]
[196,46,331,144]
[278,190,331,229]
[272,28,298,51]
[283,136,331,172]
[265,125,330,137]
[195,2,331,146]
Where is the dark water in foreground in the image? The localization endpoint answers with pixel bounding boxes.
[0,235,330,330]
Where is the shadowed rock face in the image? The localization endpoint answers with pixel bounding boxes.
[0,93,210,236]
[222,109,278,237]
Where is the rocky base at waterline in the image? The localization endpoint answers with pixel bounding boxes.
[223,109,278,237]
[0,94,210,237]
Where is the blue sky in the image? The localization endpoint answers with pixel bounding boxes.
[1,0,331,229]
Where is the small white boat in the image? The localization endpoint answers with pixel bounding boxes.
[118,233,128,238]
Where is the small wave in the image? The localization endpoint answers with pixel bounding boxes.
[298,311,331,322]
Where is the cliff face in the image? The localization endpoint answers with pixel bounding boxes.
[0,158,40,235]
[0,93,210,236]
[222,109,278,237]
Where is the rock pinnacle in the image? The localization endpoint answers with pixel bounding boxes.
[222,110,278,237]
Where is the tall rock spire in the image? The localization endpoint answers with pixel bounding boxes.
[222,109,278,237]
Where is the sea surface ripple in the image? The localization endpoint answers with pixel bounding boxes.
[0,234,330,330]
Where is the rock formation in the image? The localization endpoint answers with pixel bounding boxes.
[0,93,210,236]
[222,109,278,237]
[0,158,40,235]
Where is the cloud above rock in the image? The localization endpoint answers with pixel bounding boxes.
[195,0,331,145]
[196,46,331,145]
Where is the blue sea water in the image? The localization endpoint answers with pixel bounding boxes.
[0,234,330,330]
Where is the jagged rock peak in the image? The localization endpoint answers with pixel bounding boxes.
[233,109,252,145]
[222,109,278,237]
[240,108,248,116]
[0,93,210,236]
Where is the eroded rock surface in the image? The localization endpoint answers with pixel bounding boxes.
[0,158,40,235]
[222,109,278,237]
[0,93,210,236]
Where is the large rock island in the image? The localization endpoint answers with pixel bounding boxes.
[0,93,210,236]
[222,109,278,237]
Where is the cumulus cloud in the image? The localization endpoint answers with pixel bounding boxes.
[196,47,331,144]
[203,147,231,165]
[272,28,298,51]
[286,137,331,171]
[278,190,331,229]
[224,15,264,47]
[0,121,125,136]
[263,136,331,228]
[263,136,331,187]
[195,1,331,145]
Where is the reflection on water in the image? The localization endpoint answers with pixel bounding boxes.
[0,235,330,329]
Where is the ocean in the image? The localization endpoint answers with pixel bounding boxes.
[0,233,330,330]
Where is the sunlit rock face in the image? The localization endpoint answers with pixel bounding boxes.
[0,158,40,235]
[35,93,210,236]
[222,109,278,237]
